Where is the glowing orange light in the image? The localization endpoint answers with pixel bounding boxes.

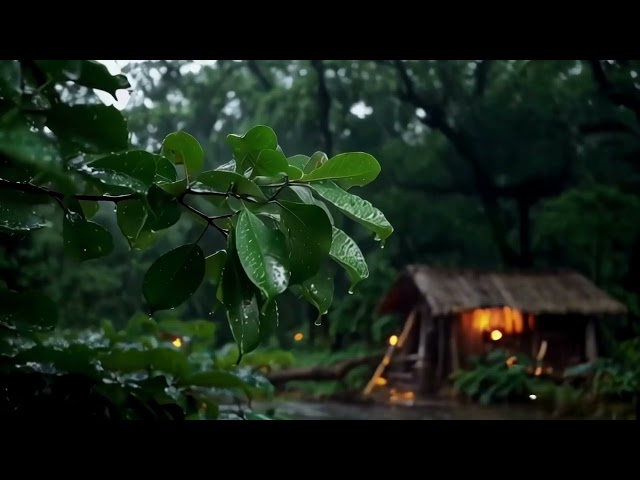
[375,377,387,386]
[490,330,503,341]
[294,332,304,341]
[389,335,398,346]
[506,356,517,367]
[172,338,182,347]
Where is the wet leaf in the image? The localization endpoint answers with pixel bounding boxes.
[253,149,288,177]
[142,244,205,313]
[301,152,380,189]
[194,170,267,201]
[76,163,147,195]
[226,125,278,174]
[311,181,393,241]
[287,154,310,171]
[161,131,204,176]
[259,298,279,343]
[116,199,147,247]
[0,289,58,332]
[205,250,227,285]
[46,104,128,156]
[305,151,328,174]
[146,184,181,230]
[235,209,290,303]
[76,60,130,98]
[329,227,369,291]
[63,212,114,261]
[219,237,261,359]
[87,151,173,187]
[295,265,334,319]
[278,200,332,284]
[0,192,49,234]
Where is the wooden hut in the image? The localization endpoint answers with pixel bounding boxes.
[363,265,628,398]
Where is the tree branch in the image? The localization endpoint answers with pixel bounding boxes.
[177,194,232,238]
[310,60,334,156]
[0,178,136,202]
[246,60,272,91]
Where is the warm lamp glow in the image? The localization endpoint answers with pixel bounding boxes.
[490,329,503,341]
[172,338,182,347]
[506,356,517,367]
[294,332,304,341]
[375,377,387,386]
[389,335,398,346]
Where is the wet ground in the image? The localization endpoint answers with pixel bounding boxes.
[252,399,557,420]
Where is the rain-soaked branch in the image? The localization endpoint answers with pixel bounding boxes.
[310,59,334,157]
[0,178,136,202]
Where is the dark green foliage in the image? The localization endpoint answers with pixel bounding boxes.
[0,60,392,418]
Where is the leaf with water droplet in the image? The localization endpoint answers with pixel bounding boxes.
[87,150,174,187]
[291,265,334,322]
[195,170,267,202]
[0,191,49,234]
[288,185,334,225]
[300,152,380,190]
[235,209,290,304]
[278,200,332,284]
[329,227,369,292]
[142,243,205,313]
[145,184,181,230]
[226,125,278,175]
[63,212,114,262]
[116,199,148,249]
[76,164,147,195]
[0,288,58,333]
[46,104,128,157]
[311,181,393,242]
[161,131,204,177]
[219,234,261,361]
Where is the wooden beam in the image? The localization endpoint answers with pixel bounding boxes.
[362,308,417,396]
[585,318,598,362]
[450,316,460,373]
[416,305,432,395]
[436,317,446,382]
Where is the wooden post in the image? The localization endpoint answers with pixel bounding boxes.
[585,318,598,362]
[450,316,460,373]
[416,306,432,395]
[436,317,446,383]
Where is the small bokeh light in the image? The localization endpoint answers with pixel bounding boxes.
[172,338,182,348]
[294,332,304,341]
[389,335,398,346]
[529,394,537,400]
[490,329,503,341]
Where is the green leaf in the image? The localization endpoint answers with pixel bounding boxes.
[76,164,147,194]
[259,298,279,343]
[0,60,21,103]
[87,151,173,187]
[253,149,288,177]
[226,125,278,173]
[219,240,261,359]
[194,170,267,201]
[142,244,205,313]
[205,250,227,285]
[161,131,204,177]
[46,104,129,156]
[298,265,334,319]
[0,289,58,332]
[287,154,310,171]
[305,151,328,174]
[311,181,393,241]
[236,209,290,303]
[329,227,369,292]
[100,347,190,378]
[157,178,188,197]
[0,192,49,233]
[0,123,61,172]
[76,60,130,98]
[79,200,99,219]
[63,212,114,261]
[288,185,334,224]
[116,199,147,248]
[287,165,304,180]
[301,152,380,189]
[146,184,181,230]
[215,159,236,172]
[278,200,332,284]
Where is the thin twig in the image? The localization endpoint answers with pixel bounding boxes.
[178,194,232,238]
[0,178,137,202]
[268,177,289,201]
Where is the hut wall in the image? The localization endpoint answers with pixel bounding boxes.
[533,315,589,369]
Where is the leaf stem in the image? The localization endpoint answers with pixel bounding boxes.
[268,176,289,202]
[177,193,233,238]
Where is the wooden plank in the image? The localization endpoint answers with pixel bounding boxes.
[450,316,460,373]
[436,316,446,381]
[362,308,417,396]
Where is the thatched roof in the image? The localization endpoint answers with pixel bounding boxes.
[377,265,628,317]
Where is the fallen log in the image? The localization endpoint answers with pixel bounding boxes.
[266,352,383,387]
